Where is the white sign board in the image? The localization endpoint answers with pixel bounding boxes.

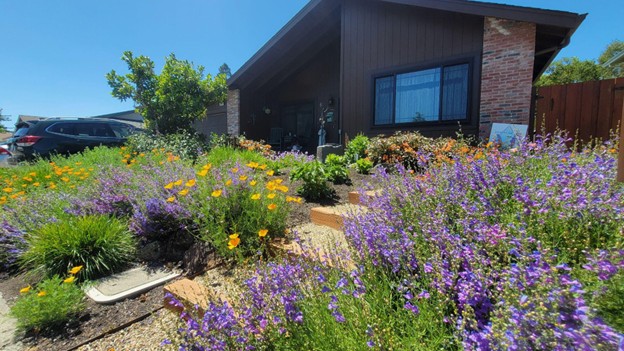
[489,123,528,148]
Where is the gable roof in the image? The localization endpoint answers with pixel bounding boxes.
[229,0,585,88]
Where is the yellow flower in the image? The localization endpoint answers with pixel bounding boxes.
[274,179,283,184]
[202,164,212,170]
[69,265,83,274]
[61,177,70,182]
[258,229,268,238]
[266,170,275,176]
[228,233,241,250]
[49,183,57,189]
[267,203,277,211]
[258,164,267,170]
[174,179,183,186]
[250,180,257,186]
[277,185,289,193]
[164,182,174,190]
[231,168,239,173]
[64,276,75,284]
[225,179,233,186]
[246,162,259,169]
[44,175,52,179]
[197,169,209,177]
[266,183,277,191]
[178,189,189,196]
[29,172,37,177]
[251,193,261,200]
[33,182,40,187]
[239,175,248,181]
[20,286,31,294]
[2,188,13,193]
[38,291,47,297]
[211,189,223,198]
[267,193,276,199]
[185,179,196,187]
[166,196,176,203]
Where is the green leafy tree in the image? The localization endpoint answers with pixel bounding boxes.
[0,108,10,133]
[537,40,624,86]
[106,51,228,134]
[536,57,606,86]
[598,40,624,78]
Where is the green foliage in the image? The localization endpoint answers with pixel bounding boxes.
[324,154,350,185]
[107,51,228,134]
[0,108,9,133]
[536,57,606,86]
[537,40,624,86]
[21,215,136,280]
[126,131,207,161]
[367,132,454,170]
[344,134,370,164]
[201,146,270,168]
[188,163,290,259]
[598,40,624,78]
[354,158,374,174]
[10,275,86,332]
[290,161,335,201]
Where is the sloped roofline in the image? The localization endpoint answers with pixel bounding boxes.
[228,0,586,88]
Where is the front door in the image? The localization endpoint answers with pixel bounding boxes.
[281,103,315,152]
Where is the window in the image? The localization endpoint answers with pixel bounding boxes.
[374,63,470,126]
[47,123,77,136]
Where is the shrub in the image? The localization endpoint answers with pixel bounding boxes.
[290,161,335,201]
[209,134,274,156]
[188,161,294,259]
[126,131,207,161]
[21,215,136,280]
[0,221,27,272]
[344,134,369,164]
[354,158,373,175]
[367,131,455,170]
[10,274,86,332]
[324,155,350,185]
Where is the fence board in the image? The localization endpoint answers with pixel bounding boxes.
[535,78,624,142]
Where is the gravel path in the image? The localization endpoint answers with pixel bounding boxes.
[0,291,23,351]
[76,309,178,351]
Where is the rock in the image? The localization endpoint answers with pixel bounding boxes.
[317,143,344,162]
[182,242,220,278]
[137,241,162,262]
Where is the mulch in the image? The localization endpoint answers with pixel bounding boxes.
[0,169,372,350]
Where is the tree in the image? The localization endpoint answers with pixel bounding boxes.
[106,51,228,134]
[536,57,606,86]
[598,40,624,78]
[219,63,232,79]
[0,108,9,133]
[536,40,624,86]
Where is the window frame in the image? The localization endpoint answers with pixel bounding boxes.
[371,58,473,128]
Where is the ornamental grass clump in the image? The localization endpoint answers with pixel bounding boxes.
[10,269,85,333]
[21,215,136,280]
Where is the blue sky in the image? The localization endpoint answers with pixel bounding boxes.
[1,0,622,130]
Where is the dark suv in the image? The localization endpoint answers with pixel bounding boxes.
[8,119,138,162]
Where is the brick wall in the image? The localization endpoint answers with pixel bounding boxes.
[479,17,536,138]
[226,89,240,136]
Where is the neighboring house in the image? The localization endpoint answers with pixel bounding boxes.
[227,0,585,150]
[603,51,624,76]
[91,110,145,129]
[193,103,228,138]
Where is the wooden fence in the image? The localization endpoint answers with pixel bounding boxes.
[534,78,624,142]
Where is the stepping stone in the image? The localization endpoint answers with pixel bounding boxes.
[85,266,180,304]
[348,190,378,205]
[310,204,365,231]
[163,278,213,316]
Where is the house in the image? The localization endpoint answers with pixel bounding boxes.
[226,0,585,151]
[91,110,145,129]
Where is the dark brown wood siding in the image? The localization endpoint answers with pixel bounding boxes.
[340,0,484,140]
[240,39,341,149]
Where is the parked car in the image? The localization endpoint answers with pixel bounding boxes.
[0,146,10,166]
[7,119,138,162]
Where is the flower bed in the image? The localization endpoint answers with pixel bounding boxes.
[165,134,624,350]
